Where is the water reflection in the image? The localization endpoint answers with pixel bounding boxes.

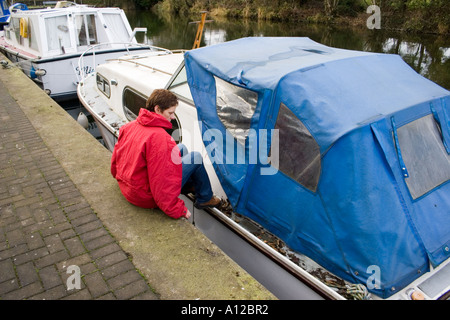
[126,10,450,90]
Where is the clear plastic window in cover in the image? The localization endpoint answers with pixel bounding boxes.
[215,77,258,146]
[397,114,450,199]
[272,103,321,192]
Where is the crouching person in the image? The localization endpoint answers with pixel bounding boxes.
[111,89,221,219]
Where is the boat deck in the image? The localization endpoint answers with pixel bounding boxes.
[0,35,38,59]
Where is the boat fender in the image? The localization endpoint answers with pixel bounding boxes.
[30,65,36,79]
[406,288,425,300]
[30,67,46,79]
[19,17,28,38]
[77,112,89,129]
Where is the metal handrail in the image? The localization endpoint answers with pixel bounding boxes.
[112,50,187,76]
[76,42,175,82]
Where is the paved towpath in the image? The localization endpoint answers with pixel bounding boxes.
[0,80,158,300]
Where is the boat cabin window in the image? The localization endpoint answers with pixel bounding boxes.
[272,103,321,192]
[75,14,98,46]
[7,16,37,50]
[215,77,258,146]
[10,18,21,43]
[123,87,146,121]
[102,13,129,42]
[397,114,450,199]
[96,73,110,98]
[45,15,71,52]
[122,87,181,143]
[28,19,39,51]
[167,65,193,102]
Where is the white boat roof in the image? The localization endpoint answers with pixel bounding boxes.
[2,3,139,59]
[80,51,185,135]
[16,4,122,16]
[100,51,185,76]
[96,51,185,98]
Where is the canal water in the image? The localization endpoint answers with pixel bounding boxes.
[66,9,450,143]
[125,10,450,90]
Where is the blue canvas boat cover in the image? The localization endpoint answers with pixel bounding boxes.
[184,37,450,298]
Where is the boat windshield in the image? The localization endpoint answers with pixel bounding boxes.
[167,65,193,102]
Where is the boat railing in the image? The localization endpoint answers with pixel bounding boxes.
[76,42,175,82]
[111,49,187,76]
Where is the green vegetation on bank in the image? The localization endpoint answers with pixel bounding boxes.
[133,0,449,34]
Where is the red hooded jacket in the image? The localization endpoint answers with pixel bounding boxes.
[111,108,187,219]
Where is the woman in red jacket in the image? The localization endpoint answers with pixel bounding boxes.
[111,89,221,219]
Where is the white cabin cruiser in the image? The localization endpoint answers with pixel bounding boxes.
[77,38,450,300]
[0,1,149,101]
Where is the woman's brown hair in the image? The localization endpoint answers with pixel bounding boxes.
[146,89,178,112]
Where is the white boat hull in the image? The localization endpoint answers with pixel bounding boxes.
[94,115,118,152]
[1,46,151,101]
[0,3,150,101]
